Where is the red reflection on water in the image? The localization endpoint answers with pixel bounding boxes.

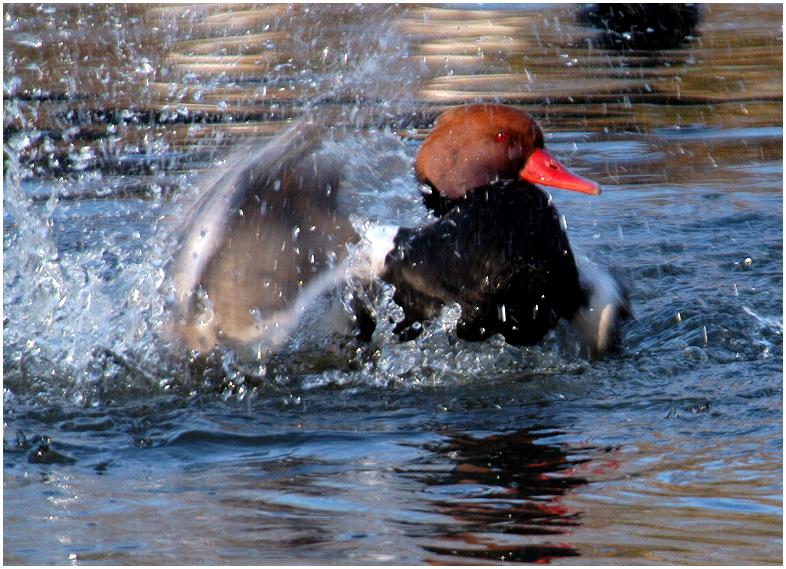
[413,429,598,564]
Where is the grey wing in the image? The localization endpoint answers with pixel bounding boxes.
[168,118,359,352]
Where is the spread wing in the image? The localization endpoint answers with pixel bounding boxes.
[168,118,358,352]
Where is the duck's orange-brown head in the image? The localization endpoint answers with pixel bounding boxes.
[415,104,600,200]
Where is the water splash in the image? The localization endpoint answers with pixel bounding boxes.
[3,134,182,405]
[1,5,445,406]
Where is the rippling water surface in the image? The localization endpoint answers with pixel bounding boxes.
[3,4,782,564]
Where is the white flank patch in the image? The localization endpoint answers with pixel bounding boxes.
[571,261,625,355]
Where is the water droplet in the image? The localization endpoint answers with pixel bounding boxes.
[135,59,154,75]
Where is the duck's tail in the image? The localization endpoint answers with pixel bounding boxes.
[571,261,633,356]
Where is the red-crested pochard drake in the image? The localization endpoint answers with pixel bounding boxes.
[381,104,629,352]
[168,104,629,357]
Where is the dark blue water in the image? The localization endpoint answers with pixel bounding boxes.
[4,4,782,564]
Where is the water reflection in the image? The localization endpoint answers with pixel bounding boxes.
[411,429,592,564]
[190,426,595,564]
[3,3,781,565]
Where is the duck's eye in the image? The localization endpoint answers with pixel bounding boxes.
[495,132,510,143]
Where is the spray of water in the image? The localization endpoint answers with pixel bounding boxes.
[4,5,587,406]
[3,5,421,402]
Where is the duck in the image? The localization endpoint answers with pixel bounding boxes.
[380,104,629,353]
[167,104,629,358]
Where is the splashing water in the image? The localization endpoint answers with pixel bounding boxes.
[4,5,781,565]
[3,4,557,406]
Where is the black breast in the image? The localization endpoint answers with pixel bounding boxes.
[382,181,586,344]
